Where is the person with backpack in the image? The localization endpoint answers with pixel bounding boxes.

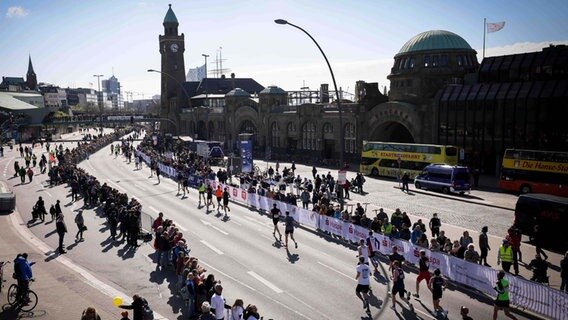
[119,294,153,320]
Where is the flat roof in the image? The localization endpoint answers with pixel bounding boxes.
[0,92,42,111]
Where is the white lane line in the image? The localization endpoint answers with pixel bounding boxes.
[245,216,271,228]
[199,260,313,320]
[177,224,188,232]
[134,184,147,191]
[247,271,283,294]
[148,206,160,213]
[317,261,355,282]
[87,161,97,172]
[200,240,224,255]
[231,220,242,226]
[200,219,229,235]
[8,211,168,319]
[106,179,125,191]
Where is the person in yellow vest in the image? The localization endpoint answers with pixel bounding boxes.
[492,270,518,320]
[382,219,393,236]
[497,239,514,273]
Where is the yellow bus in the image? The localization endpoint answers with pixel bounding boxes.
[359,141,459,178]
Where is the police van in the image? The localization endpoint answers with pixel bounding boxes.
[414,164,471,194]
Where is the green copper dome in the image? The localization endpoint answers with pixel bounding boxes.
[163,4,178,24]
[397,30,472,56]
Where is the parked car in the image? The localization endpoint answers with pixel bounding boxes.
[414,164,471,194]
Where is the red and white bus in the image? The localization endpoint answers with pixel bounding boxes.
[499,149,568,197]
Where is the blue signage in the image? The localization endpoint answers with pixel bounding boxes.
[240,140,253,173]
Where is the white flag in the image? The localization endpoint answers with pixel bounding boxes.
[487,21,505,33]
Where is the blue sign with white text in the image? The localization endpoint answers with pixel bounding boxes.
[240,140,253,173]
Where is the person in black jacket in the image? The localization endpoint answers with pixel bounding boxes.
[55,212,67,254]
[119,294,145,320]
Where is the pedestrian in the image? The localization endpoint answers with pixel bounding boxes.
[155,166,161,183]
[13,160,20,177]
[428,269,448,318]
[26,167,33,183]
[312,166,317,179]
[497,239,514,273]
[365,230,380,273]
[560,251,568,292]
[119,294,146,320]
[55,212,67,254]
[80,307,102,320]
[429,213,441,238]
[19,166,26,183]
[270,204,282,241]
[390,260,412,312]
[532,224,548,260]
[210,283,230,320]
[222,187,231,217]
[505,226,522,275]
[479,226,491,267]
[284,211,298,249]
[459,231,473,249]
[413,250,431,299]
[199,301,216,320]
[401,172,410,192]
[231,299,245,320]
[49,204,56,221]
[464,244,480,263]
[460,306,473,320]
[492,271,519,320]
[120,311,130,320]
[355,256,372,315]
[74,210,85,241]
[215,186,223,213]
[198,182,206,205]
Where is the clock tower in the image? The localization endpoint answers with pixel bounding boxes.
[159,4,187,134]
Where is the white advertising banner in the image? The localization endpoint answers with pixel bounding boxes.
[133,154,567,320]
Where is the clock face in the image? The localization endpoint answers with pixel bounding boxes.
[170,43,179,52]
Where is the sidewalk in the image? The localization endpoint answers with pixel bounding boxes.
[0,211,121,320]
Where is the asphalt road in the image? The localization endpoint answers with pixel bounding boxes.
[1,133,541,320]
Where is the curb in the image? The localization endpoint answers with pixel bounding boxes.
[392,186,514,211]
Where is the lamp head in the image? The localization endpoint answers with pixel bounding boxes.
[147,69,157,73]
[274,19,288,25]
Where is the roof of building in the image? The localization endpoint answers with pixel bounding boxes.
[260,85,286,95]
[225,88,251,97]
[1,77,25,86]
[0,92,43,111]
[163,4,178,24]
[27,55,35,75]
[397,30,473,56]
[184,77,264,97]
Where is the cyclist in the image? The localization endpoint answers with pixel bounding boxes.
[13,253,34,303]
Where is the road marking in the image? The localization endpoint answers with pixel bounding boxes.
[200,219,229,235]
[245,216,271,228]
[87,162,97,172]
[8,211,169,319]
[106,178,125,191]
[177,224,188,232]
[231,220,242,226]
[199,260,312,320]
[148,206,160,213]
[317,261,355,282]
[134,184,147,191]
[200,240,224,255]
[247,271,283,293]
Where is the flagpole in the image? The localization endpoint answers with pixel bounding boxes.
[483,18,486,59]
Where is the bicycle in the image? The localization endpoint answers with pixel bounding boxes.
[0,261,9,293]
[7,278,38,312]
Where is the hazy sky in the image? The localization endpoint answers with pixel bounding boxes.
[1,0,567,100]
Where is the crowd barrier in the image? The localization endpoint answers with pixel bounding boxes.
[134,150,567,320]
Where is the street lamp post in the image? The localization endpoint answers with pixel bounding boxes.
[147,69,191,136]
[202,54,209,79]
[274,19,344,168]
[93,74,104,128]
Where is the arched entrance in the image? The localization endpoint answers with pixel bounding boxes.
[371,121,414,143]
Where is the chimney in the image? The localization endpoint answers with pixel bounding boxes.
[230,73,235,89]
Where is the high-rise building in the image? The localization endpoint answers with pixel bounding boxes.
[102,75,123,110]
[187,64,206,81]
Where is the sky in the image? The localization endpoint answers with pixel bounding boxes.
[1,0,567,101]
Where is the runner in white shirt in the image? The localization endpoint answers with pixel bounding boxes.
[358,239,369,264]
[355,256,372,315]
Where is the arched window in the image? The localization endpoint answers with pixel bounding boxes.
[271,122,279,147]
[323,122,333,133]
[240,120,257,134]
[287,122,297,134]
[302,121,316,150]
[344,123,356,154]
